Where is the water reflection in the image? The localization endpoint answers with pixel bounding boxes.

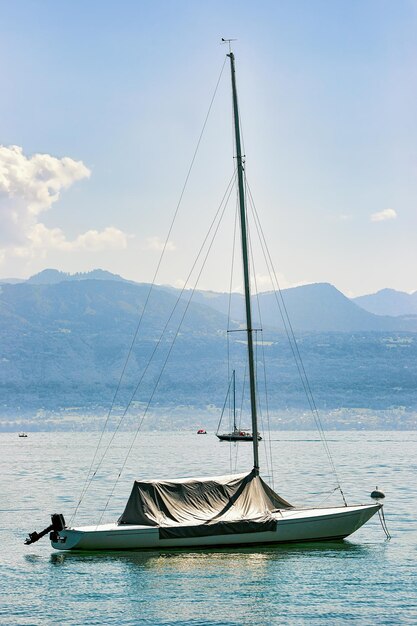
[48,541,386,626]
[50,539,371,569]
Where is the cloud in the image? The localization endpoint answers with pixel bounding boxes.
[27,224,129,255]
[370,208,397,222]
[0,145,129,261]
[0,145,90,246]
[145,236,176,252]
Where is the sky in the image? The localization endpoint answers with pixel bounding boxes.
[0,0,416,297]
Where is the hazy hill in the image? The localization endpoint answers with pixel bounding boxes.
[185,283,417,332]
[353,288,417,317]
[0,279,228,337]
[0,279,232,415]
[1,273,417,425]
[14,271,417,330]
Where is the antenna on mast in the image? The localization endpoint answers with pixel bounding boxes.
[221,37,237,53]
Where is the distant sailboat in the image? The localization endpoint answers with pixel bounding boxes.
[25,49,382,551]
[216,370,261,442]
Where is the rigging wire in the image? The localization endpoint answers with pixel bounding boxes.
[71,56,228,523]
[246,205,275,488]
[97,174,236,523]
[74,171,236,520]
[230,69,341,497]
[245,181,347,506]
[232,94,274,485]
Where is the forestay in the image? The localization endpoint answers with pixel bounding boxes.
[118,469,293,539]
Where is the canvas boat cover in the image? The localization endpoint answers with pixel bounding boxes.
[118,469,293,539]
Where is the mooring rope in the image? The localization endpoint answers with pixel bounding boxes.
[378,507,391,539]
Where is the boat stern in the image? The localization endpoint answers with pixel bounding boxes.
[50,528,79,550]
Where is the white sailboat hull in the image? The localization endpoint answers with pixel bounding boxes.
[51,503,381,551]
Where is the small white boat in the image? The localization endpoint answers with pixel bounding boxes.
[24,472,379,551]
[25,47,383,552]
[51,506,380,550]
[18,432,28,438]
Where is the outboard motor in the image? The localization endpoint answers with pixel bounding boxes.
[24,513,66,545]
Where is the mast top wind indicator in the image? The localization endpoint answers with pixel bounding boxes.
[221,37,237,53]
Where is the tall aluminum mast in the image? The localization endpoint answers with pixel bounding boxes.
[228,52,260,474]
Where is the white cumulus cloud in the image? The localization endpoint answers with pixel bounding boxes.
[27,224,129,254]
[0,145,129,262]
[370,208,397,222]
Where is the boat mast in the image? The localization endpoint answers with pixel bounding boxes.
[228,51,260,474]
[232,369,236,431]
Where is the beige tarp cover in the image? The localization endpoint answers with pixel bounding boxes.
[118,470,293,539]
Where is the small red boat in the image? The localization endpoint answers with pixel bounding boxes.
[197,429,207,434]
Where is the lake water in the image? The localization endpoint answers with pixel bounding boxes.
[1,431,416,625]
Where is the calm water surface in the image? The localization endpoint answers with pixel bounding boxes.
[1,431,416,625]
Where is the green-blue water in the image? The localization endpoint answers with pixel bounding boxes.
[1,431,416,624]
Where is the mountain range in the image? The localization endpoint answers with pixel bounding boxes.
[13,268,417,330]
[1,269,416,427]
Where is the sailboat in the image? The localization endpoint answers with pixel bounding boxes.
[216,370,261,442]
[25,50,382,551]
